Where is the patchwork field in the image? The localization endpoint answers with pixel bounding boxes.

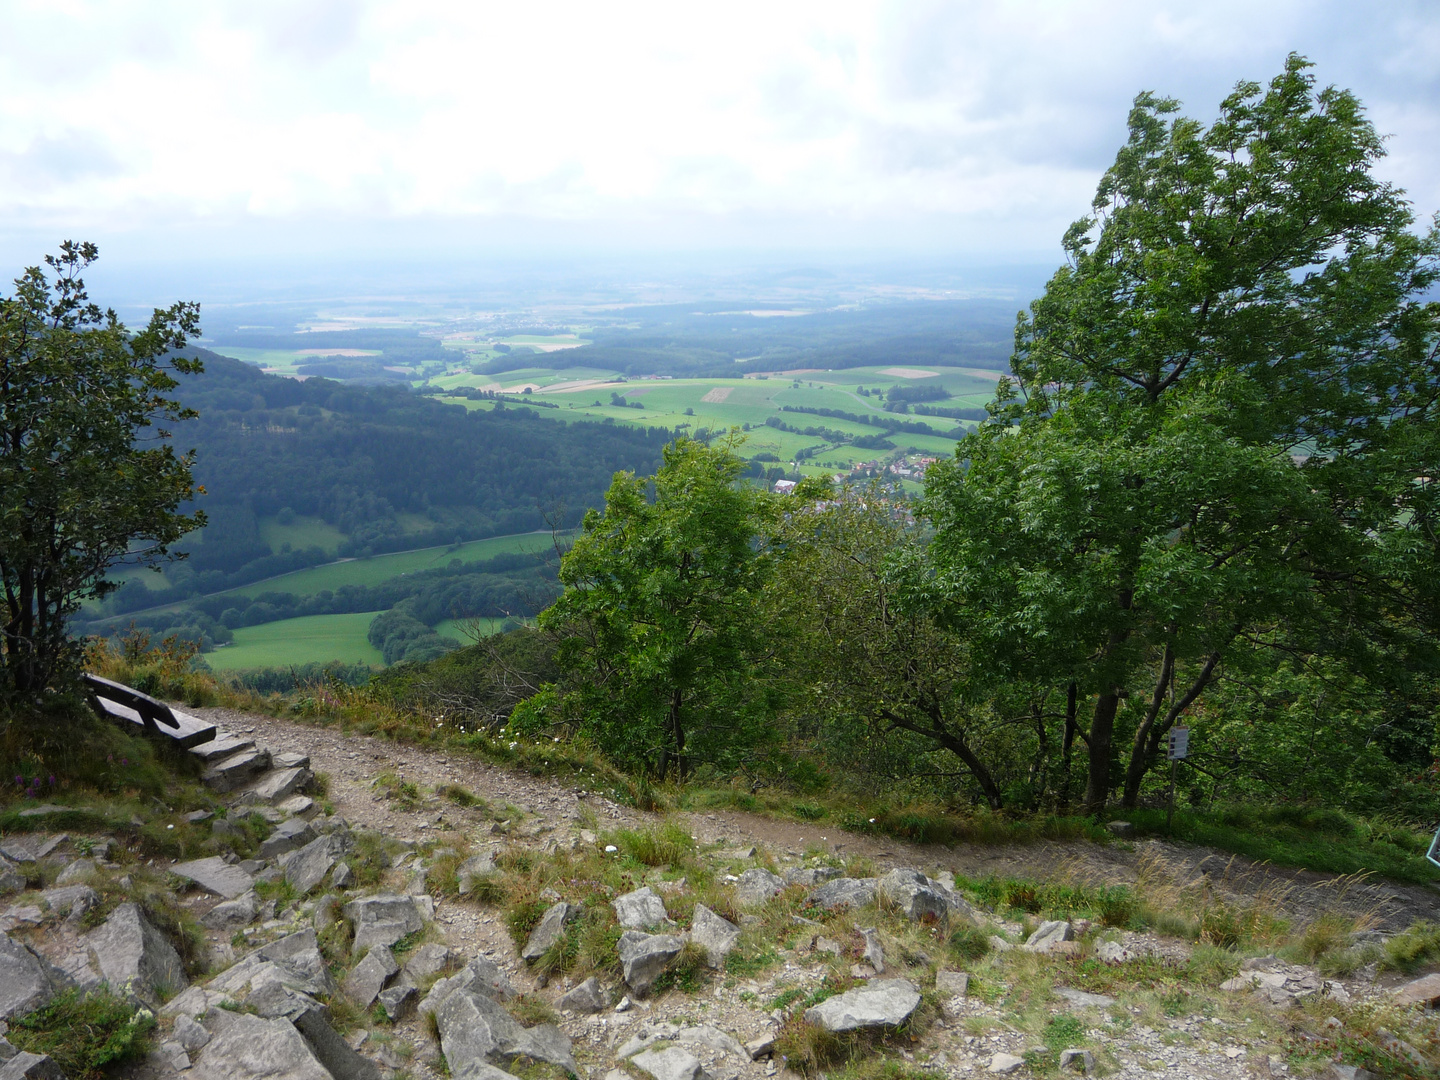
[204,611,385,670]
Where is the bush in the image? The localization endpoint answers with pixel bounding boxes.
[8,988,156,1080]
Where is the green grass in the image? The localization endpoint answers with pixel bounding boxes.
[204,611,385,669]
[257,514,349,556]
[7,988,156,1080]
[432,616,514,641]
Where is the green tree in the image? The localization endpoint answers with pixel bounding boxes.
[922,56,1440,814]
[1,243,204,702]
[521,435,777,777]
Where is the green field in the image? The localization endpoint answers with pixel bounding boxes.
[433,363,999,476]
[257,515,349,556]
[220,530,559,602]
[204,611,384,670]
[432,616,514,642]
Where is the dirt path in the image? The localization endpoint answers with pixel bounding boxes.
[192,707,1440,936]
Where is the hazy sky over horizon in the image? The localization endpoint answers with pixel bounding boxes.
[2,1,1438,281]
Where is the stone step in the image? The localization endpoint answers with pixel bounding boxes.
[191,736,257,764]
[201,747,273,793]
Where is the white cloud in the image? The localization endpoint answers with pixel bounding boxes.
[0,0,1435,258]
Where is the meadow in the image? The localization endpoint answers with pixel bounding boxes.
[203,611,385,670]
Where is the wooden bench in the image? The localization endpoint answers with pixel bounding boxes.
[83,673,217,749]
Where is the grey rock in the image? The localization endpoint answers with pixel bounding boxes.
[399,943,454,986]
[1026,920,1072,952]
[1329,1066,1377,1080]
[0,935,69,1020]
[521,901,579,961]
[859,927,884,973]
[618,931,684,996]
[247,981,325,1021]
[41,885,97,919]
[435,988,577,1075]
[344,945,398,1007]
[745,1035,775,1061]
[1054,987,1115,1008]
[282,832,351,895]
[557,976,606,1013]
[274,752,311,770]
[246,768,313,805]
[77,902,186,1006]
[420,957,517,1015]
[1059,1048,1095,1072]
[783,866,842,887]
[689,905,739,967]
[275,796,317,820]
[192,737,256,763]
[0,868,23,896]
[616,1022,680,1059]
[201,748,272,793]
[185,809,214,824]
[1105,821,1135,838]
[986,1053,1025,1074]
[614,886,670,929]
[0,1053,65,1080]
[172,856,255,900]
[256,929,337,997]
[0,844,33,864]
[1093,940,1133,963]
[807,877,877,911]
[343,893,426,955]
[733,868,785,907]
[330,862,354,889]
[290,1008,382,1080]
[32,836,65,859]
[202,892,260,930]
[54,859,96,886]
[191,1012,329,1080]
[1392,972,1440,1006]
[631,1046,706,1080]
[936,970,970,997]
[876,868,948,921]
[804,978,920,1031]
[175,1013,211,1052]
[675,1025,747,1059]
[377,984,416,1020]
[260,818,317,860]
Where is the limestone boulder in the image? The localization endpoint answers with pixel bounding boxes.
[0,1053,66,1080]
[614,886,670,929]
[618,931,684,997]
[521,901,579,961]
[804,978,920,1032]
[259,818,317,861]
[558,976,607,1013]
[172,856,255,900]
[733,869,784,907]
[202,892,260,930]
[436,988,577,1075]
[420,957,517,1015]
[191,1013,330,1080]
[1025,920,1072,952]
[784,866,842,887]
[343,944,398,1007]
[630,1046,706,1080]
[77,902,187,1006]
[807,877,877,911]
[0,933,70,1020]
[876,869,950,922]
[689,904,739,967]
[283,833,351,895]
[343,893,426,955]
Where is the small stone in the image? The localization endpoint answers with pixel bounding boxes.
[521,902,580,961]
[1105,821,1135,838]
[185,809,214,824]
[689,905,740,967]
[203,892,259,930]
[745,1035,775,1060]
[1025,920,1071,951]
[631,1046,706,1080]
[557,977,606,1013]
[1059,1048,1094,1072]
[399,944,454,986]
[54,859,96,886]
[618,931,683,996]
[377,984,417,1020]
[174,1013,211,1052]
[783,866,841,887]
[859,927,884,972]
[330,862,354,889]
[733,869,785,907]
[0,1052,67,1080]
[1392,972,1440,1007]
[804,979,920,1031]
[1094,940,1133,963]
[987,1053,1025,1074]
[614,886,671,929]
[274,752,311,770]
[615,995,634,1012]
[344,945,398,1007]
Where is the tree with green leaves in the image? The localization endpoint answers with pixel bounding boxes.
[1,243,205,703]
[922,55,1440,814]
[518,435,777,778]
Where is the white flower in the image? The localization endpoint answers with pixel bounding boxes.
[605,845,618,853]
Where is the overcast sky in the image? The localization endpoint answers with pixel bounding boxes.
[2,0,1438,287]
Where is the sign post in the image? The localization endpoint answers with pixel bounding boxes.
[1166,727,1190,833]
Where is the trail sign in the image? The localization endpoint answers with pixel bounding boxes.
[1167,727,1190,760]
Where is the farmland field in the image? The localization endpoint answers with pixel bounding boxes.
[204,612,384,670]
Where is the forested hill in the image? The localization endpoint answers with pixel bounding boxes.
[115,351,672,607]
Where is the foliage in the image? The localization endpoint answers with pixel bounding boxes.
[520,435,781,777]
[919,55,1440,813]
[7,988,156,1080]
[0,242,203,702]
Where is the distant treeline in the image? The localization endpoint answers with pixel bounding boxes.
[90,352,672,616]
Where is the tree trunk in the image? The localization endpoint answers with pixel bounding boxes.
[1058,681,1078,811]
[1119,644,1174,809]
[1082,690,1122,816]
[668,687,687,782]
[1121,650,1223,808]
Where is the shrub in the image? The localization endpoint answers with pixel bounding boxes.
[8,988,156,1080]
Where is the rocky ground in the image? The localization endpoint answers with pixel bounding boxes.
[3,707,1440,1080]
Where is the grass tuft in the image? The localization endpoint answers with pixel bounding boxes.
[7,988,156,1080]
